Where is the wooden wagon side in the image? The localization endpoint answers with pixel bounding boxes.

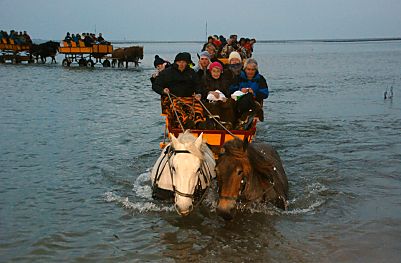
[0,39,32,64]
[160,115,257,158]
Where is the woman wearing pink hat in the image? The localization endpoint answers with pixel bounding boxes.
[201,61,236,129]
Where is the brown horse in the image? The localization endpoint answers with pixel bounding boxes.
[111,46,143,68]
[31,41,59,63]
[215,138,289,220]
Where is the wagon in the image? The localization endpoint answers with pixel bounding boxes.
[0,39,33,64]
[160,114,257,158]
[59,40,113,67]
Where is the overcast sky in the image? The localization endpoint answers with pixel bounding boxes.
[1,0,400,41]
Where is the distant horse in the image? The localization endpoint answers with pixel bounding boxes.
[215,138,288,220]
[31,41,59,63]
[111,46,143,68]
[150,130,216,216]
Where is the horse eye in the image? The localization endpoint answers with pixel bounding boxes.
[172,167,176,172]
[238,170,244,177]
[197,168,201,173]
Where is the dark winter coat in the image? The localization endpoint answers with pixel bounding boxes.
[152,64,204,97]
[201,71,230,98]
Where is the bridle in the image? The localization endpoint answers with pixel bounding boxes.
[153,145,212,206]
[218,173,248,202]
[217,154,288,209]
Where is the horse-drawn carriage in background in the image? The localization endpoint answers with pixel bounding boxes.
[59,40,113,67]
[0,39,33,64]
[59,40,144,68]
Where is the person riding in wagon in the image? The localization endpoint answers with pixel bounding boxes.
[152,52,206,129]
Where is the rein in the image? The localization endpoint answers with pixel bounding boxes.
[167,92,238,139]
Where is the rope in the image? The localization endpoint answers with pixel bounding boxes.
[166,92,185,132]
[167,92,239,138]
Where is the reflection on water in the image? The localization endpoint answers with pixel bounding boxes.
[1,41,401,262]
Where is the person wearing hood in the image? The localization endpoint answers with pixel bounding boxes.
[152,52,206,128]
[193,51,211,80]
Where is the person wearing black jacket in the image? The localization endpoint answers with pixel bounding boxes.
[152,52,206,129]
[152,52,204,98]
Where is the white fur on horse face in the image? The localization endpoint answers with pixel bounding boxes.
[170,133,205,213]
[172,152,202,212]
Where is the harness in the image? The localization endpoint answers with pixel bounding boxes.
[152,145,213,207]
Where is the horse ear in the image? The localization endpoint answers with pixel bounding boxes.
[194,133,203,149]
[170,134,179,147]
[243,137,249,151]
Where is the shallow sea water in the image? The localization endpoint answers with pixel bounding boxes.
[1,41,400,262]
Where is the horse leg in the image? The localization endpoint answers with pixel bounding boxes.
[125,60,128,69]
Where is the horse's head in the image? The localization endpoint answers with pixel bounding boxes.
[216,138,251,220]
[139,47,144,59]
[169,131,210,216]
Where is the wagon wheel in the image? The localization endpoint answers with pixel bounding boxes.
[12,57,19,64]
[86,59,95,68]
[102,59,111,67]
[78,58,87,67]
[62,58,71,67]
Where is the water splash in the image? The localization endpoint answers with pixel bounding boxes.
[104,191,174,212]
[132,171,153,199]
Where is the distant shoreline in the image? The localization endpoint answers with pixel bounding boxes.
[111,37,401,44]
[33,37,401,44]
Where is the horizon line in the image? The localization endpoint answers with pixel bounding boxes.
[33,36,401,44]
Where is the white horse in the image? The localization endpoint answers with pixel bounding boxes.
[150,130,216,216]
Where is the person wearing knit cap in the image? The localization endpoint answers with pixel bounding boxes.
[208,61,223,73]
[228,51,242,64]
[194,51,211,80]
[153,55,165,68]
[201,60,236,128]
[150,55,171,84]
[199,51,211,60]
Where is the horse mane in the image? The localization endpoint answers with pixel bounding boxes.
[176,131,211,160]
[246,143,277,182]
[223,138,277,181]
[222,139,252,175]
